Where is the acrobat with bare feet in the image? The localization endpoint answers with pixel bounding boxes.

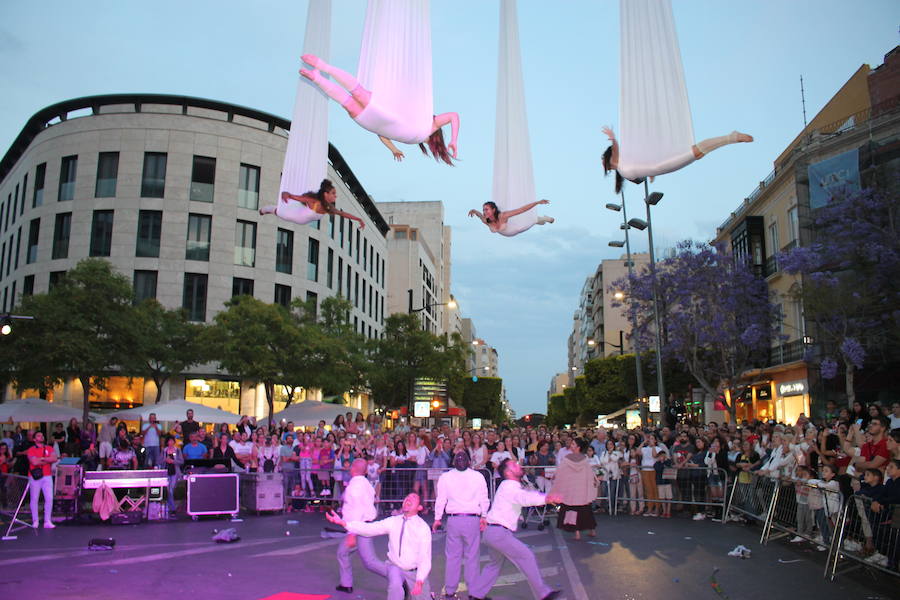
[259,179,365,229]
[300,54,459,165]
[468,200,554,236]
[601,126,753,193]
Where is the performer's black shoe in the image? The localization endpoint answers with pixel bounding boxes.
[468,597,492,600]
[335,585,353,593]
[541,591,561,600]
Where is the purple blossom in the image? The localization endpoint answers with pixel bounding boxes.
[839,337,865,369]
[820,357,839,380]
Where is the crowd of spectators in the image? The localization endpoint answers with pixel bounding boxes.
[1,400,897,567]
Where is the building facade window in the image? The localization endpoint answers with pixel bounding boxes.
[133,270,158,303]
[337,256,344,296]
[19,175,26,217]
[787,206,799,243]
[306,291,318,318]
[48,270,66,290]
[768,221,779,257]
[136,210,162,258]
[141,152,167,198]
[11,185,18,227]
[234,220,256,267]
[52,212,72,259]
[276,228,293,274]
[27,218,39,264]
[238,164,260,210]
[190,155,216,202]
[13,227,21,271]
[23,274,34,297]
[232,277,254,298]
[326,248,334,289]
[274,284,291,308]
[58,155,77,202]
[33,163,45,207]
[307,238,319,282]
[95,152,119,197]
[186,213,211,261]
[183,273,208,322]
[89,209,114,257]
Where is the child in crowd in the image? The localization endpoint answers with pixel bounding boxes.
[654,448,674,518]
[365,453,381,500]
[807,463,841,551]
[790,465,813,542]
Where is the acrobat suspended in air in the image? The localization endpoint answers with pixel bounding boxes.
[606,0,753,192]
[468,200,553,235]
[259,179,366,229]
[300,55,459,165]
[601,126,752,193]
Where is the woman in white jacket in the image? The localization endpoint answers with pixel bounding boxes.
[598,439,623,514]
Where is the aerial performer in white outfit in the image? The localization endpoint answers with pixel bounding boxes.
[300,55,459,165]
[601,126,753,193]
[605,0,753,193]
[259,179,366,229]
[467,200,553,235]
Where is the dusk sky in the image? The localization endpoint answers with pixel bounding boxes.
[1,1,898,416]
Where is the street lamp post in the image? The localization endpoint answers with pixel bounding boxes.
[607,194,647,423]
[626,184,667,424]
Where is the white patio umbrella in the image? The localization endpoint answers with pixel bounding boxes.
[270,400,349,428]
[107,398,241,424]
[0,397,99,423]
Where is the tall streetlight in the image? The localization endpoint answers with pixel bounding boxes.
[607,195,647,423]
[626,185,667,423]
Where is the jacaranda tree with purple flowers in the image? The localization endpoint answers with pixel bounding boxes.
[613,240,778,423]
[779,186,900,407]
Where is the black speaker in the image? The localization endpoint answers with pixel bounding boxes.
[186,473,239,517]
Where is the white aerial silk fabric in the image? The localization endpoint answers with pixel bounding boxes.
[492,0,538,237]
[277,0,331,224]
[617,0,696,181]
[355,0,434,145]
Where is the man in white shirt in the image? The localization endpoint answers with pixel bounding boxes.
[141,413,162,468]
[469,459,562,600]
[890,402,900,431]
[335,459,387,593]
[328,492,432,600]
[432,451,490,600]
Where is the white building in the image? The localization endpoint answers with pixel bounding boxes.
[0,93,389,417]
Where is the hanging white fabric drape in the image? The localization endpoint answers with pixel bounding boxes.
[492,0,538,237]
[355,0,433,144]
[617,0,695,181]
[277,0,332,224]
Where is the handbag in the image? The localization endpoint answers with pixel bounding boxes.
[31,466,44,480]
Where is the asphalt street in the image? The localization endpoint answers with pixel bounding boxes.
[0,510,893,600]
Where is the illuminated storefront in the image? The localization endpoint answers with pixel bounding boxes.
[89,377,146,411]
[185,379,240,414]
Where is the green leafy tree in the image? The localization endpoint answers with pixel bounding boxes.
[545,393,567,427]
[458,376,504,422]
[204,295,299,425]
[368,313,466,410]
[126,300,206,404]
[8,259,137,425]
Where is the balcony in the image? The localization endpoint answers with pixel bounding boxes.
[768,339,805,366]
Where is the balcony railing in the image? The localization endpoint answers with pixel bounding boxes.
[768,339,805,366]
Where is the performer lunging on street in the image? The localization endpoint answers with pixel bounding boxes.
[334,459,387,593]
[433,450,490,599]
[327,492,432,600]
[469,458,563,600]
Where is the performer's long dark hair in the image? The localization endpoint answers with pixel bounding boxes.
[602,146,624,194]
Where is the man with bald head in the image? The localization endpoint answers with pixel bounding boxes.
[334,458,386,593]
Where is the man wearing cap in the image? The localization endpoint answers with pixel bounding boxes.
[328,492,432,600]
[335,459,387,594]
[432,450,490,600]
[469,458,562,600]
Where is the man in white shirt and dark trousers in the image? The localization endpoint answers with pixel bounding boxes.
[335,459,387,593]
[469,458,563,600]
[328,492,432,600]
[433,451,490,600]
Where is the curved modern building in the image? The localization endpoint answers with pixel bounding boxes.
[0,94,389,416]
